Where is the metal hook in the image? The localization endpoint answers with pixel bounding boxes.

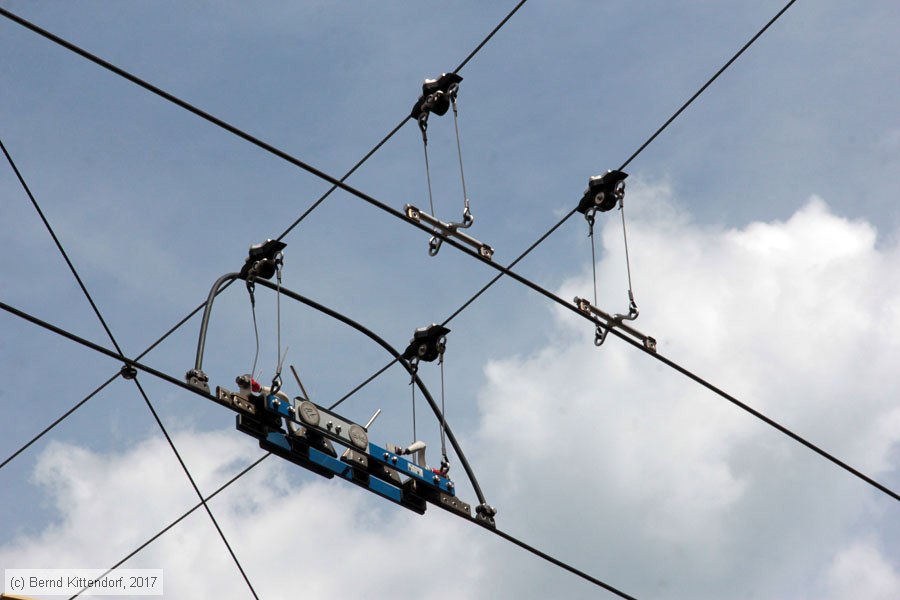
[627,290,640,320]
[585,208,596,232]
[460,200,474,229]
[270,373,282,396]
[594,323,609,347]
[418,113,429,143]
[428,235,443,256]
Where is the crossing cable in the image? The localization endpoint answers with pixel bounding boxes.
[0,299,640,600]
[67,453,273,600]
[0,292,212,472]
[0,373,117,471]
[0,139,261,600]
[7,0,870,509]
[79,448,639,600]
[0,1,528,244]
[9,229,899,512]
[5,2,890,506]
[442,0,799,329]
[618,0,798,171]
[0,1,531,445]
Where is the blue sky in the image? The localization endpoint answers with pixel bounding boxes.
[2,2,899,599]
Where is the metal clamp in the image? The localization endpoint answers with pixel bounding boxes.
[577,170,628,215]
[405,204,494,260]
[574,296,657,352]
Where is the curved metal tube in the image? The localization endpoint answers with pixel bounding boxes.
[194,272,241,372]
[192,272,489,506]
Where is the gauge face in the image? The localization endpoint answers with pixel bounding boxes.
[297,400,320,427]
[348,424,368,450]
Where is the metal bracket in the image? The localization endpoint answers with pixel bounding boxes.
[405,204,494,260]
[410,72,463,122]
[573,296,657,352]
[402,323,450,362]
[239,239,287,282]
[186,368,210,394]
[577,170,628,215]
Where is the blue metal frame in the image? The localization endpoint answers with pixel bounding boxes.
[264,395,456,496]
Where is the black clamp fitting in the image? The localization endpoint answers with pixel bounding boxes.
[475,502,497,527]
[120,364,138,380]
[577,170,628,215]
[402,324,450,363]
[185,368,210,394]
[239,239,287,284]
[411,73,463,138]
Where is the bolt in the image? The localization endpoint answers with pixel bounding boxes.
[335,425,342,434]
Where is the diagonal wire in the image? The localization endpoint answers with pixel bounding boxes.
[4,0,889,510]
[1,136,124,356]
[72,437,638,600]
[0,0,532,476]
[442,207,578,326]
[1,138,261,599]
[0,1,529,249]
[5,291,900,510]
[618,0,798,171]
[68,452,272,600]
[0,300,639,596]
[0,285,227,473]
[0,373,118,470]
[328,357,399,411]
[452,0,530,74]
[276,116,410,241]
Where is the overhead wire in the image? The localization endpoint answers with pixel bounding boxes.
[0,137,261,600]
[6,1,867,596]
[0,0,529,471]
[617,0,798,172]
[6,1,885,507]
[0,289,219,472]
[75,445,639,600]
[0,299,641,599]
[66,452,272,600]
[0,373,118,471]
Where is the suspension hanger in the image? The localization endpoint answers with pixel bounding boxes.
[401,324,452,476]
[405,73,493,260]
[573,170,656,351]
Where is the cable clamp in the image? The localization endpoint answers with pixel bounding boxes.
[185,368,210,393]
[402,324,451,363]
[574,296,656,352]
[405,204,494,260]
[239,239,287,284]
[576,170,628,215]
[411,73,463,121]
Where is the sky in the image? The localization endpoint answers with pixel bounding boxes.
[1,1,899,599]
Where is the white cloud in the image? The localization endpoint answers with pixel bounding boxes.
[823,538,900,600]
[3,187,899,599]
[471,183,900,598]
[0,430,484,599]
